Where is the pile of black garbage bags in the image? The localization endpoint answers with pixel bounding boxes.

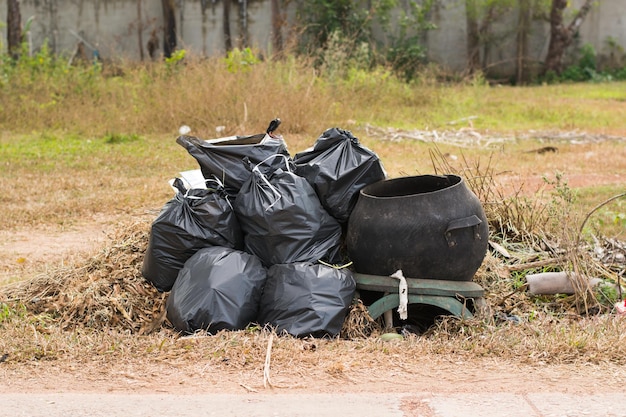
[142,120,386,338]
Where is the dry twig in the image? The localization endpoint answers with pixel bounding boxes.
[263,333,274,389]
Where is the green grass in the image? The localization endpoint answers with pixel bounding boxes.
[429,83,626,132]
[0,131,191,229]
[577,185,626,239]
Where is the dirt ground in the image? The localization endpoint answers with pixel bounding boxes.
[1,133,625,400]
[1,353,623,396]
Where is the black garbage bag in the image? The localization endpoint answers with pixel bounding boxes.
[258,262,356,338]
[176,119,290,198]
[166,246,267,334]
[233,155,343,267]
[293,127,386,223]
[142,178,244,292]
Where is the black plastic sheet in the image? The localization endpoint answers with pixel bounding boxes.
[176,133,290,198]
[258,262,356,338]
[233,157,343,267]
[142,178,243,292]
[166,246,267,334]
[293,127,386,223]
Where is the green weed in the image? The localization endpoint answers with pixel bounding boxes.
[102,133,141,145]
[223,47,260,73]
[0,302,26,324]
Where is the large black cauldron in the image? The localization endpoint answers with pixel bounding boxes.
[345,175,489,281]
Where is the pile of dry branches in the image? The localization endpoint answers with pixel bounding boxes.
[0,219,382,338]
[0,221,166,334]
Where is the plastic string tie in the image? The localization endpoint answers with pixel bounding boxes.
[256,153,291,172]
[206,176,234,210]
[318,260,354,269]
[252,159,283,212]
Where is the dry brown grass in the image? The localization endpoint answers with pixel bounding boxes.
[2,57,626,138]
[0,221,161,330]
[0,142,626,370]
[428,144,625,315]
[0,58,348,137]
[1,206,625,369]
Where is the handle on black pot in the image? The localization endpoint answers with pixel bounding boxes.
[445,215,483,247]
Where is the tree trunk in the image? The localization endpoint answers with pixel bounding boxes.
[478,5,497,71]
[223,0,232,52]
[465,0,481,74]
[137,0,144,61]
[239,0,248,48]
[271,0,284,54]
[466,0,501,76]
[7,0,22,59]
[161,0,177,58]
[543,0,595,75]
[515,0,531,84]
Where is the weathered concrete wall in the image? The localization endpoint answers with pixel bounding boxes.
[425,0,469,72]
[0,0,283,60]
[1,0,625,75]
[424,0,626,76]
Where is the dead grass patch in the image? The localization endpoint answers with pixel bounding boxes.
[1,221,165,335]
[0,215,625,369]
[0,130,624,374]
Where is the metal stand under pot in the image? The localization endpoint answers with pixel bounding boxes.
[346,174,490,330]
[353,273,487,329]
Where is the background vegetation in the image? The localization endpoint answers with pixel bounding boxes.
[2,45,626,137]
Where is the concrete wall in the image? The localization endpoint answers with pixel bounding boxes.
[424,0,626,75]
[1,0,282,60]
[425,0,469,72]
[1,0,625,75]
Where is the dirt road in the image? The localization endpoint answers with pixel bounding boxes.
[2,389,626,416]
[2,356,626,416]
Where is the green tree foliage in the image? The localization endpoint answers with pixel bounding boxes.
[463,0,518,75]
[386,0,438,81]
[295,0,437,81]
[548,43,626,83]
[297,0,395,50]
